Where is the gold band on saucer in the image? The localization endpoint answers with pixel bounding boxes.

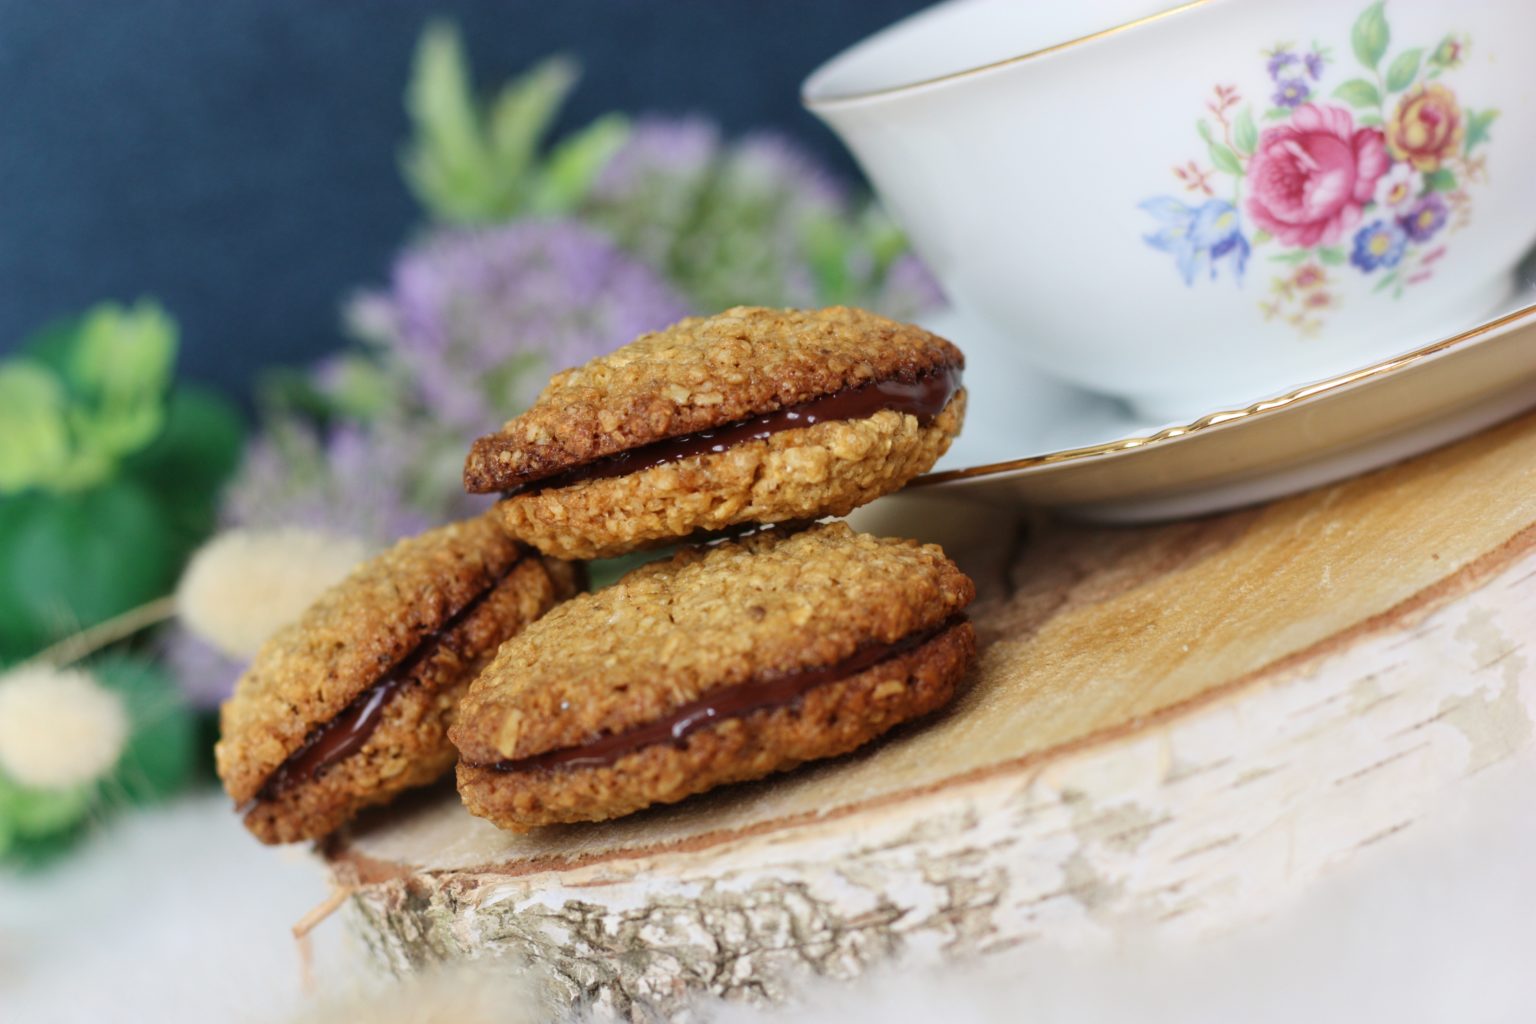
[916,299,1536,486]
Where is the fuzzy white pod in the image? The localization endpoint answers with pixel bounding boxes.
[0,665,129,789]
[176,527,368,659]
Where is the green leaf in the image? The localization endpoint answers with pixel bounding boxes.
[90,654,199,804]
[401,21,493,222]
[1317,246,1347,266]
[1208,141,1242,175]
[800,214,857,305]
[1385,48,1422,92]
[1465,109,1499,154]
[1358,114,1383,127]
[1265,107,1291,121]
[1351,2,1390,69]
[122,386,243,545]
[0,480,178,662]
[0,773,94,844]
[1196,119,1215,146]
[0,362,71,493]
[1333,78,1382,109]
[1374,271,1401,292]
[1234,108,1258,155]
[1252,229,1273,246]
[485,55,581,211]
[1270,251,1311,265]
[1425,168,1458,192]
[528,112,631,215]
[67,301,178,463]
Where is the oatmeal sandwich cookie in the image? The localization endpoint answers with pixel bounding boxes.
[450,522,976,830]
[463,306,967,559]
[215,514,579,844]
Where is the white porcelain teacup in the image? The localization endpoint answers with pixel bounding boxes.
[804,0,1536,418]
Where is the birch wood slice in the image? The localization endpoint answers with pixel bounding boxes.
[329,409,1536,1018]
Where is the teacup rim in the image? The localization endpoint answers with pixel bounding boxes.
[802,0,1216,109]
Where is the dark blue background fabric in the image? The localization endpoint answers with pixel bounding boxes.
[0,0,927,403]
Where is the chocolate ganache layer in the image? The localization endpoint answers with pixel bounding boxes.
[481,614,968,775]
[504,365,962,497]
[250,562,521,806]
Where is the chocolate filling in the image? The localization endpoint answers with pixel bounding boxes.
[505,365,962,497]
[481,614,967,775]
[247,563,519,809]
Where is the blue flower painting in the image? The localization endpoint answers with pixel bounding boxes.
[1140,197,1250,286]
[1350,219,1408,272]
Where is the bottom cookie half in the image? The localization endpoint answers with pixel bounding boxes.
[455,620,976,831]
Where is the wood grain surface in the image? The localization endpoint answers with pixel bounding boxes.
[329,407,1536,1017]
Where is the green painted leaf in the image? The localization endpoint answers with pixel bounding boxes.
[1252,229,1273,246]
[1351,2,1390,69]
[1358,114,1383,126]
[1265,107,1291,121]
[1317,246,1347,266]
[1333,78,1382,109]
[1374,271,1401,292]
[1385,48,1422,92]
[1465,108,1499,154]
[1208,141,1242,175]
[1234,108,1258,155]
[1425,168,1458,192]
[1196,119,1215,146]
[1270,251,1311,265]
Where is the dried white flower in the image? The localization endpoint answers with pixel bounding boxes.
[176,527,368,659]
[0,665,129,789]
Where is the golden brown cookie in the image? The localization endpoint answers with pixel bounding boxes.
[463,306,966,559]
[450,522,976,830]
[214,514,579,844]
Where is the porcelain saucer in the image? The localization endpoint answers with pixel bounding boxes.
[904,280,1536,522]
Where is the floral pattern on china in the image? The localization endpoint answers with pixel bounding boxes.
[1140,2,1498,336]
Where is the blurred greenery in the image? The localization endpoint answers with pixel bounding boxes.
[0,655,199,866]
[93,654,202,805]
[0,301,243,665]
[402,20,630,224]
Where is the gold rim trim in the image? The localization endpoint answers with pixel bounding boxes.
[915,299,1536,487]
[804,0,1215,107]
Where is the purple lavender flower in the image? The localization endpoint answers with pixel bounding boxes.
[592,115,720,197]
[1273,77,1312,108]
[221,420,453,546]
[1400,194,1449,242]
[357,220,689,433]
[1304,51,1326,80]
[1266,50,1298,79]
[725,132,849,214]
[584,117,866,311]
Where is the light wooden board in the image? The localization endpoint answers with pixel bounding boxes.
[329,408,1536,1018]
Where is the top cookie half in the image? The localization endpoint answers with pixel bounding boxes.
[463,306,967,559]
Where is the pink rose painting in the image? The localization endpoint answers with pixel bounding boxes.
[1139,1,1498,337]
[1245,105,1387,248]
